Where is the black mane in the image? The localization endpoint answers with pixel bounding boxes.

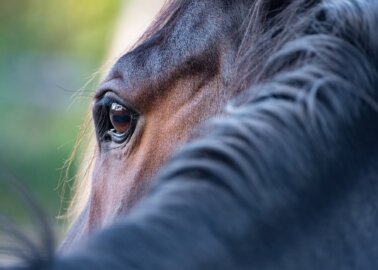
[3,0,378,269]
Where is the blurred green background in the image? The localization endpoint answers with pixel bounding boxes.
[0,0,121,225]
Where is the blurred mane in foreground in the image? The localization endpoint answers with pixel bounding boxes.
[3,0,378,269]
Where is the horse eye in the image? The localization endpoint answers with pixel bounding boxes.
[93,96,138,145]
[110,102,132,134]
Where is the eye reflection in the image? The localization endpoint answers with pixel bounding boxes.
[110,102,132,134]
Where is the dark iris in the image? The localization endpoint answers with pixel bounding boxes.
[110,102,131,134]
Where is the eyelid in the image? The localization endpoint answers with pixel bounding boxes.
[96,91,140,116]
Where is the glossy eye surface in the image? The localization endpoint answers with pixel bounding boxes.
[93,94,138,145]
[110,102,132,134]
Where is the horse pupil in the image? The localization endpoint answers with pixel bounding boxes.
[110,103,131,133]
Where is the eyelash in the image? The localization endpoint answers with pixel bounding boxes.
[93,94,138,145]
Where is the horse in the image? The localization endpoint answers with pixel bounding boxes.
[3,0,378,269]
[64,0,330,248]
[64,0,317,248]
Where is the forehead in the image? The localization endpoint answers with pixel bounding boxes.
[96,0,233,108]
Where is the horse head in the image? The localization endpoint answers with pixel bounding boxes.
[64,0,256,247]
